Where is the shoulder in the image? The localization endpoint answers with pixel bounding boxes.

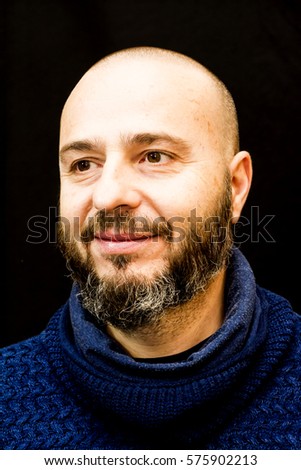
[1,302,89,450]
[257,285,301,372]
[1,304,67,391]
[257,285,300,321]
[1,333,47,374]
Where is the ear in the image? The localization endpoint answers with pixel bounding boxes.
[229,151,252,223]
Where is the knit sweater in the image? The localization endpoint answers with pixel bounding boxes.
[1,248,301,450]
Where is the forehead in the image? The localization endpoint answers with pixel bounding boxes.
[60,58,218,147]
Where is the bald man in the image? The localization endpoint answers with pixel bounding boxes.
[2,47,301,450]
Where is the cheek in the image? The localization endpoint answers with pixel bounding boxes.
[152,181,208,222]
[59,185,93,230]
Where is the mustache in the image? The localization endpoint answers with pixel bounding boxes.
[80,210,173,243]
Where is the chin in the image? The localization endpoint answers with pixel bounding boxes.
[94,256,166,282]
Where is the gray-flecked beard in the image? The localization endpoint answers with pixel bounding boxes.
[57,178,233,333]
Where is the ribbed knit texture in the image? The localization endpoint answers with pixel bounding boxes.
[1,248,301,449]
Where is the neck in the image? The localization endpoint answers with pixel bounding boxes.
[106,269,226,359]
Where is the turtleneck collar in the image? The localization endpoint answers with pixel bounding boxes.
[68,247,264,373]
[58,247,273,436]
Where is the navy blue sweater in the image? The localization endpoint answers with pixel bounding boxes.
[1,249,301,449]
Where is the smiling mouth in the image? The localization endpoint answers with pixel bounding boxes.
[96,232,157,242]
[93,231,159,255]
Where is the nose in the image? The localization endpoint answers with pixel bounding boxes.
[92,158,141,212]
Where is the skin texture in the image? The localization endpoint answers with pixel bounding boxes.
[59,47,252,358]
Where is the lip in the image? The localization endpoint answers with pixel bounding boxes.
[96,231,154,242]
[94,232,158,254]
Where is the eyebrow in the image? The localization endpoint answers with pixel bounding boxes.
[123,132,190,149]
[59,139,102,156]
[59,132,191,158]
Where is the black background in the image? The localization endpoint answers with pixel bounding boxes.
[2,0,301,347]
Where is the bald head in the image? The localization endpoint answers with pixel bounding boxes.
[101,47,239,156]
[61,46,239,159]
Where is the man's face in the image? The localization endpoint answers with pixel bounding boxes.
[58,58,234,329]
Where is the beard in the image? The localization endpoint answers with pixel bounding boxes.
[57,174,233,333]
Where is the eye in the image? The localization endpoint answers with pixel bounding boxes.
[72,160,95,172]
[146,151,163,163]
[142,151,171,165]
